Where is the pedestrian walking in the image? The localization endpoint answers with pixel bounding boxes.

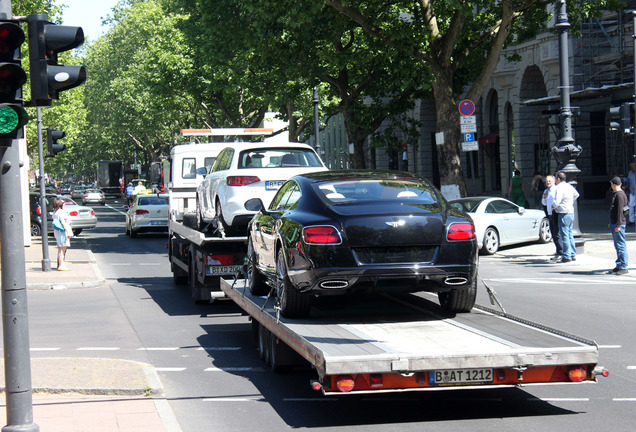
[52,197,74,271]
[531,171,546,209]
[552,172,579,263]
[608,176,629,274]
[541,174,563,260]
[508,170,527,207]
[623,162,635,225]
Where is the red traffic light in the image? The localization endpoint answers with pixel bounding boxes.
[0,22,25,60]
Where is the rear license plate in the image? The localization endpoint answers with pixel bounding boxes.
[206,265,243,275]
[265,180,285,190]
[150,221,167,225]
[430,368,493,385]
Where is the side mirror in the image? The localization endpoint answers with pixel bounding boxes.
[245,198,265,212]
[518,207,526,215]
[195,167,207,176]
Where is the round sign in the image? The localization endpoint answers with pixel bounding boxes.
[459,99,475,116]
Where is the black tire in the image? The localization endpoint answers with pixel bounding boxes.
[195,198,204,231]
[269,333,285,373]
[72,228,83,236]
[183,212,199,229]
[189,250,209,304]
[31,222,42,237]
[258,323,270,364]
[130,227,137,238]
[173,266,188,285]
[276,249,311,318]
[125,220,130,236]
[481,227,499,255]
[439,278,477,313]
[538,217,552,243]
[248,239,269,296]
[215,200,233,236]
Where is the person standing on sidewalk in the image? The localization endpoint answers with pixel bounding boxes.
[52,197,74,271]
[552,172,579,263]
[623,162,635,225]
[609,176,629,275]
[542,174,563,260]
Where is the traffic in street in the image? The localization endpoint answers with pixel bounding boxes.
[16,200,636,432]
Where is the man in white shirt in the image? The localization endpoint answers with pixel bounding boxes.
[552,171,580,262]
[541,175,563,260]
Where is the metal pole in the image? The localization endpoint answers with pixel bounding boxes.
[37,107,51,271]
[312,87,321,156]
[632,11,636,232]
[552,0,583,236]
[0,2,40,430]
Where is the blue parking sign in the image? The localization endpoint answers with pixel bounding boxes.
[463,132,475,142]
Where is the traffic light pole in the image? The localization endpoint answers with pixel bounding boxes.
[0,4,41,432]
[36,107,51,271]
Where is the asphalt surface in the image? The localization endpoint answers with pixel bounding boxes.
[0,200,634,431]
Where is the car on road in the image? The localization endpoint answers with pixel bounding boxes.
[195,142,328,235]
[245,170,478,318]
[70,185,89,199]
[29,192,50,237]
[448,196,551,255]
[125,193,169,237]
[29,193,97,236]
[82,188,106,205]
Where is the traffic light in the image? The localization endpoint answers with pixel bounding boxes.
[27,14,86,107]
[609,102,633,134]
[46,128,65,157]
[0,19,28,145]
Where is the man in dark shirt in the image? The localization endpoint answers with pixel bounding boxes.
[609,176,629,275]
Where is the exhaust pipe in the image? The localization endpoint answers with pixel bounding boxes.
[444,277,468,286]
[320,280,349,289]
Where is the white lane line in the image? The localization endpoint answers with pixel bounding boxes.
[30,348,61,351]
[626,366,636,370]
[138,347,180,351]
[599,345,622,349]
[614,398,636,401]
[204,367,264,372]
[197,347,241,351]
[75,347,120,351]
[487,278,634,285]
[202,397,265,402]
[155,367,187,372]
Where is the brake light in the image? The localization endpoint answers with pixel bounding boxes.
[302,226,341,244]
[336,375,355,392]
[136,209,149,215]
[227,176,260,186]
[36,206,41,216]
[447,222,475,240]
[568,367,587,382]
[68,210,78,217]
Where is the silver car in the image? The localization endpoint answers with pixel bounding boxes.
[82,189,106,205]
[125,194,169,237]
[58,196,98,236]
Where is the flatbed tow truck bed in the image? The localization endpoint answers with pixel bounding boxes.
[220,278,605,395]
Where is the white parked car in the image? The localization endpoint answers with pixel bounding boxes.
[196,142,328,235]
[448,196,551,255]
[125,193,169,237]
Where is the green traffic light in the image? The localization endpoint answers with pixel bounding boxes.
[0,105,19,134]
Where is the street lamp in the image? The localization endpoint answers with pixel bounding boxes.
[552,0,583,235]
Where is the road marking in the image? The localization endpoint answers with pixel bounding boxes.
[30,348,61,351]
[626,366,636,370]
[75,347,120,351]
[197,347,241,351]
[614,398,636,401]
[204,367,264,372]
[155,367,187,372]
[599,345,622,349]
[486,277,633,285]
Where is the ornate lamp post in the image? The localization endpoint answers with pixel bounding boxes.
[552,0,583,235]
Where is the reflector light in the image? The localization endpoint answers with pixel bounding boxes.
[568,367,586,382]
[447,222,475,240]
[135,209,149,215]
[311,381,322,391]
[303,226,341,244]
[227,176,260,186]
[207,254,233,265]
[336,375,355,392]
[369,374,383,388]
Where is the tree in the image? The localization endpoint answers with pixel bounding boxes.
[323,0,622,194]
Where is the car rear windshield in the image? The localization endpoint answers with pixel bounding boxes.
[238,148,322,169]
[138,196,168,206]
[313,179,439,205]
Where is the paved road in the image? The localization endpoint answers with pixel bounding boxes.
[20,202,636,431]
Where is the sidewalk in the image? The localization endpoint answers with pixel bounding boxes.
[0,200,633,431]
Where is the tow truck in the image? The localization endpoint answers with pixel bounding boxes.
[219,277,608,395]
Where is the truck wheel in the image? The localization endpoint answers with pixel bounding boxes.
[248,239,268,296]
[439,278,477,313]
[189,252,209,304]
[173,266,188,285]
[258,323,270,363]
[276,249,311,318]
[183,212,198,229]
[269,334,285,373]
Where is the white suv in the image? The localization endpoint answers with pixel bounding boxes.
[196,142,327,234]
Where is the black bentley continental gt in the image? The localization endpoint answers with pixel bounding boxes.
[245,170,478,318]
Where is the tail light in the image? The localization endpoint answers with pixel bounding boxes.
[336,375,355,392]
[447,222,475,240]
[227,176,260,186]
[302,226,342,244]
[36,206,42,216]
[136,209,149,215]
[568,367,587,382]
[68,210,79,217]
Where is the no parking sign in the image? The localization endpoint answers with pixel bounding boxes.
[459,99,475,116]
